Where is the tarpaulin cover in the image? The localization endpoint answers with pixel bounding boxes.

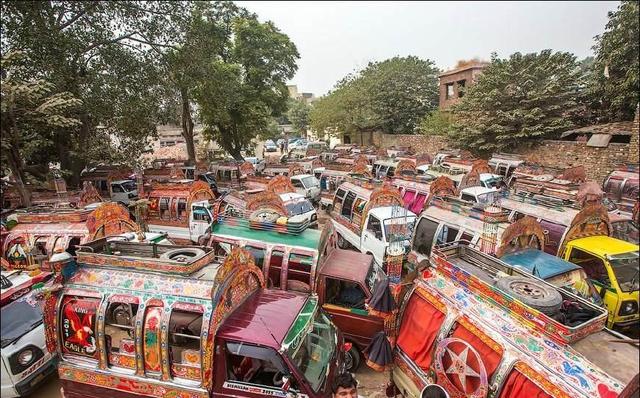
[498,369,552,398]
[367,277,396,318]
[397,294,445,370]
[364,331,394,372]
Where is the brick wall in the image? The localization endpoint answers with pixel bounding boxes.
[629,106,639,164]
[381,134,450,155]
[379,133,631,183]
[513,141,629,182]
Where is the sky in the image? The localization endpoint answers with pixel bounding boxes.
[235,1,619,96]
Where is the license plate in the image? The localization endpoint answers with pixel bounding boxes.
[30,373,45,387]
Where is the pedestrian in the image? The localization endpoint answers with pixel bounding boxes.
[331,372,361,398]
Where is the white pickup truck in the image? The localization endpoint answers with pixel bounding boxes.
[147,200,214,243]
[329,181,417,266]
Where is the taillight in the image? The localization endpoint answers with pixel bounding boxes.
[342,342,352,352]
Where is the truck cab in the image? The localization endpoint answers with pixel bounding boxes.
[563,236,639,330]
[53,241,344,398]
[290,174,321,203]
[330,181,416,267]
[458,186,500,204]
[1,271,56,397]
[109,179,138,205]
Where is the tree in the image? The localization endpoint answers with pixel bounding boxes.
[194,8,299,160]
[588,0,639,121]
[1,51,82,206]
[309,56,439,138]
[450,50,584,154]
[287,98,311,136]
[419,110,454,136]
[1,1,188,184]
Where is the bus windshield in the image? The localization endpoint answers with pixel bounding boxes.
[286,302,336,393]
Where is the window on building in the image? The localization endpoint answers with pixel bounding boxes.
[169,309,203,380]
[457,80,466,97]
[105,301,138,369]
[445,83,455,99]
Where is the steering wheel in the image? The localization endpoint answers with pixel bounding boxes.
[273,371,285,387]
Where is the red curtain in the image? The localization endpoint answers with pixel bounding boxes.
[403,190,417,209]
[499,369,552,398]
[440,324,503,394]
[411,193,428,214]
[397,295,445,370]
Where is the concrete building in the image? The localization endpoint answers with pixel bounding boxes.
[287,85,316,105]
[439,62,488,109]
[155,124,208,149]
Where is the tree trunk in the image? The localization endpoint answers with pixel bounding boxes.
[180,88,196,166]
[7,143,31,208]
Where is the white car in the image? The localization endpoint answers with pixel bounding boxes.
[1,272,57,397]
[279,192,318,228]
[290,174,321,203]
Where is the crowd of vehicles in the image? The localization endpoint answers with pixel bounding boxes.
[1,145,638,397]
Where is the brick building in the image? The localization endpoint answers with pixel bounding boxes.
[438,62,488,109]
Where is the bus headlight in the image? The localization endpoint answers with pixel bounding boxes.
[619,300,638,316]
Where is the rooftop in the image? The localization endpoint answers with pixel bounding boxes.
[321,249,373,282]
[212,222,321,250]
[217,290,309,348]
[569,236,638,257]
[501,249,580,279]
[439,62,490,78]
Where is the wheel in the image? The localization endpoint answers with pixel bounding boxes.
[344,343,361,372]
[160,248,206,262]
[337,234,350,249]
[494,276,562,316]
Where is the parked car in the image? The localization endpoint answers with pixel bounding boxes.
[264,140,277,152]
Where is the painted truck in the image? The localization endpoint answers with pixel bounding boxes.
[52,241,345,398]
[329,179,417,267]
[392,241,638,398]
[144,180,216,244]
[207,208,387,372]
[2,203,139,270]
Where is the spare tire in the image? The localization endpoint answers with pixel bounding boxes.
[494,276,562,316]
[160,248,206,263]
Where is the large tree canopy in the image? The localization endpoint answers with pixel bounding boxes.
[309,56,439,137]
[1,1,190,184]
[449,50,584,154]
[193,7,299,160]
[588,0,639,121]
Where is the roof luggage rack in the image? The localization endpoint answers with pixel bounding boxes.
[76,238,215,275]
[215,208,311,235]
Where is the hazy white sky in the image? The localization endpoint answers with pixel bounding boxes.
[235,1,618,96]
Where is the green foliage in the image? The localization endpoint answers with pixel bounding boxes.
[450,50,583,154]
[588,0,639,121]
[419,110,453,136]
[1,51,82,204]
[193,7,299,160]
[287,99,311,135]
[309,56,439,136]
[1,1,189,182]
